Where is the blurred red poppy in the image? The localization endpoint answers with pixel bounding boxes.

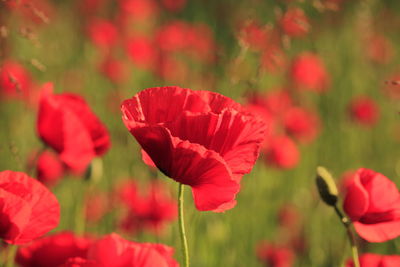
[283,107,320,143]
[125,36,158,70]
[348,96,379,127]
[34,150,65,186]
[264,135,299,169]
[343,168,400,242]
[290,53,329,92]
[37,83,111,173]
[121,86,267,212]
[280,8,310,38]
[161,0,186,12]
[257,242,295,267]
[99,56,127,84]
[346,253,400,267]
[87,19,119,51]
[117,180,177,234]
[0,60,32,100]
[16,232,92,267]
[86,233,178,267]
[0,170,60,244]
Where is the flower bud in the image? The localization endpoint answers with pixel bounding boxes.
[316,166,338,206]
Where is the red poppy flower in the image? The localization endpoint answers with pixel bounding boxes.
[346,253,400,267]
[117,180,177,234]
[125,36,158,70]
[119,0,159,22]
[16,232,92,267]
[86,233,178,267]
[0,170,60,245]
[348,96,379,127]
[156,21,189,52]
[99,57,127,84]
[34,150,65,186]
[264,135,299,169]
[365,34,393,65]
[257,242,295,267]
[290,53,329,92]
[161,0,186,12]
[61,257,98,267]
[0,60,32,100]
[283,107,320,143]
[260,47,287,73]
[87,19,119,50]
[121,86,267,212]
[238,20,269,52]
[343,168,400,242]
[37,83,111,173]
[280,8,310,38]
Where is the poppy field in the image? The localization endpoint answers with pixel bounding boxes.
[1,0,400,266]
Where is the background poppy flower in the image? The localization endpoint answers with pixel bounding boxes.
[34,150,65,186]
[121,86,267,212]
[348,96,379,127]
[346,253,400,267]
[86,233,178,267]
[37,82,111,173]
[0,170,60,245]
[16,232,92,267]
[264,135,299,169]
[343,168,400,242]
[280,8,310,38]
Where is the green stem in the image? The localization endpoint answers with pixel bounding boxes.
[334,205,360,267]
[6,245,17,267]
[178,183,189,267]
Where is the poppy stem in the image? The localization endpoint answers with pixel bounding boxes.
[334,205,360,267]
[178,183,190,267]
[5,245,17,267]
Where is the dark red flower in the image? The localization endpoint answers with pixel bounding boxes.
[86,233,178,267]
[257,242,295,267]
[16,232,92,267]
[348,96,379,126]
[160,0,186,12]
[121,86,267,212]
[264,135,299,169]
[343,168,400,242]
[0,60,32,100]
[34,150,65,186]
[283,107,320,143]
[0,170,60,245]
[290,53,329,92]
[280,8,310,38]
[346,253,400,267]
[37,83,111,173]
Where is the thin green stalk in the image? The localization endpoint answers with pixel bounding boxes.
[6,245,17,267]
[178,183,189,267]
[334,205,360,267]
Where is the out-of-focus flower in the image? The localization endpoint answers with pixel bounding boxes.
[160,0,186,12]
[16,232,92,267]
[238,20,269,52]
[121,86,267,212]
[283,107,320,143]
[365,34,393,65]
[0,60,32,100]
[117,180,177,234]
[125,36,158,70]
[87,19,119,51]
[156,21,188,52]
[85,193,109,223]
[280,8,310,38]
[290,53,329,92]
[343,168,400,242]
[99,57,127,84]
[264,135,299,169]
[257,242,295,267]
[348,96,379,127]
[37,83,111,173]
[0,170,60,244]
[261,47,287,73]
[346,253,400,267]
[86,233,178,267]
[119,0,159,22]
[34,150,65,186]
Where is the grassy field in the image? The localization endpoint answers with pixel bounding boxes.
[1,0,400,266]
